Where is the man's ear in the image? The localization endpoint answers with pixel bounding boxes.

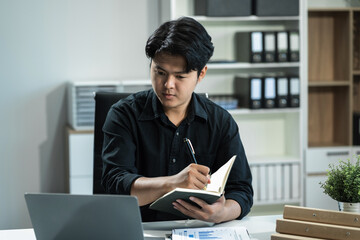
[197,65,208,83]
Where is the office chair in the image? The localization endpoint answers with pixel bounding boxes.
[93,92,131,194]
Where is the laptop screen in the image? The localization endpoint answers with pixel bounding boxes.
[25,193,144,240]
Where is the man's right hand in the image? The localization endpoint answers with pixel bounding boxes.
[168,163,211,190]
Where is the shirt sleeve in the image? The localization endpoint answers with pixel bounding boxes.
[101,104,142,194]
[217,113,254,220]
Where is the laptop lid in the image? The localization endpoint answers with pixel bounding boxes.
[25,193,144,240]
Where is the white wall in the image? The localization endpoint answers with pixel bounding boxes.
[0,0,159,229]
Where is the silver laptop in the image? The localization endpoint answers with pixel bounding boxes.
[25,193,146,240]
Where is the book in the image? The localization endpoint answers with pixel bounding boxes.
[283,205,360,228]
[149,155,236,217]
[172,226,250,240]
[276,219,360,240]
[271,233,325,240]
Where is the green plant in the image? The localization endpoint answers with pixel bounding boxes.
[320,155,360,203]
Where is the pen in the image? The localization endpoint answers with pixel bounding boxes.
[184,138,211,190]
[184,138,198,164]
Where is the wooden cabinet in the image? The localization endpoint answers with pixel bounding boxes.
[305,6,360,210]
[308,9,351,147]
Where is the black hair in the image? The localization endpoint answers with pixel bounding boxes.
[145,17,214,75]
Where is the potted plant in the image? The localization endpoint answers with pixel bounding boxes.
[320,155,360,212]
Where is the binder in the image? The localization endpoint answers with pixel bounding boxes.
[263,32,276,62]
[254,0,299,17]
[289,31,300,62]
[250,166,259,201]
[271,233,326,240]
[194,0,252,17]
[283,164,291,200]
[275,164,283,200]
[289,77,300,107]
[277,32,289,62]
[263,77,276,108]
[283,205,360,228]
[267,165,275,201]
[259,165,268,201]
[235,32,263,63]
[291,164,300,199]
[235,76,262,109]
[276,219,360,240]
[276,77,289,108]
[353,112,360,145]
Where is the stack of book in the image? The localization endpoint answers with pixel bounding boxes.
[271,205,360,240]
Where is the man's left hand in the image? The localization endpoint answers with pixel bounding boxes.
[172,195,235,223]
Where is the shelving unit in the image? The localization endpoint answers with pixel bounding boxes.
[305,6,360,210]
[162,0,305,209]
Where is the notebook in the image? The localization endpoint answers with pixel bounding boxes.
[25,193,149,240]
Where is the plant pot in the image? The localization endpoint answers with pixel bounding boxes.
[338,202,360,212]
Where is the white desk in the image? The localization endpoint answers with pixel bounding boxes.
[0,215,280,240]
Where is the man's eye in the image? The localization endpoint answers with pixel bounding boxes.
[176,75,185,79]
[156,70,166,76]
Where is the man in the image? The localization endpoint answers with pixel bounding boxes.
[102,17,253,223]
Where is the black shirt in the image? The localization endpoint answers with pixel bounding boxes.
[102,89,253,221]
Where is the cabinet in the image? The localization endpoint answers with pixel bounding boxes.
[66,127,93,194]
[161,0,306,207]
[305,6,360,209]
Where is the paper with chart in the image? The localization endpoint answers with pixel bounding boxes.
[171,226,250,240]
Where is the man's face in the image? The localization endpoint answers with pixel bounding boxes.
[150,53,206,114]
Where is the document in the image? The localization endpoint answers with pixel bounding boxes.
[149,156,236,217]
[172,226,250,240]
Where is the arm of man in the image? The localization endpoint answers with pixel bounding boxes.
[131,163,211,206]
[171,112,253,223]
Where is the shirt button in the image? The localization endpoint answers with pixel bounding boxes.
[176,132,179,136]
[172,158,176,163]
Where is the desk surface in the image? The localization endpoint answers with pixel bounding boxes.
[0,215,280,240]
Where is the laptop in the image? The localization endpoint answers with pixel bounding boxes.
[25,193,149,240]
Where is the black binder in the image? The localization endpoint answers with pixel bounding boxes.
[263,77,276,108]
[194,0,252,17]
[276,31,289,62]
[289,77,300,107]
[254,0,299,16]
[235,32,263,63]
[276,77,289,108]
[354,112,360,146]
[263,32,276,62]
[235,76,262,109]
[289,31,300,62]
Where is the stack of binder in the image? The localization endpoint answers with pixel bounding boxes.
[235,31,299,63]
[272,205,360,240]
[234,75,300,109]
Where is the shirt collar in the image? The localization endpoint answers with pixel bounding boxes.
[138,90,208,123]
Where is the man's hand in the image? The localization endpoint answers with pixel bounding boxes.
[168,163,211,190]
[172,196,241,223]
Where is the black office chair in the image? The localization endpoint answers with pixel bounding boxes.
[93,92,131,194]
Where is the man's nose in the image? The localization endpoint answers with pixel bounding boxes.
[164,75,176,88]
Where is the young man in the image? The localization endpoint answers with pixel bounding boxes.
[101,17,253,223]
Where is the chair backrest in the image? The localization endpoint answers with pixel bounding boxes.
[93,92,131,194]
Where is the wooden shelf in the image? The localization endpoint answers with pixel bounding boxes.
[228,108,300,115]
[308,81,350,87]
[207,62,299,70]
[308,141,349,148]
[192,15,299,22]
